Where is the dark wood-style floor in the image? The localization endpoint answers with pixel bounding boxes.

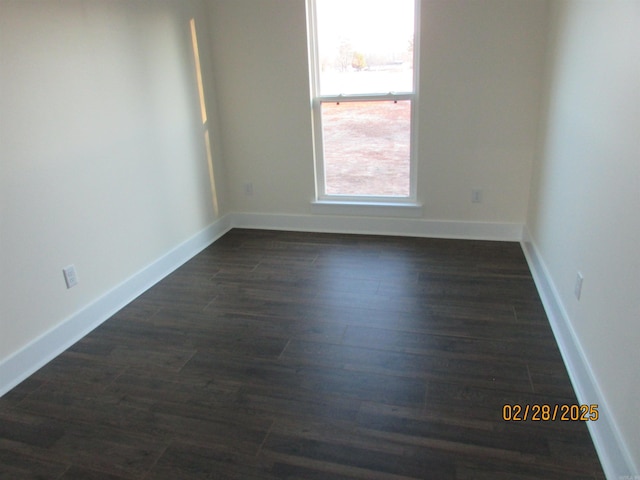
[0,229,605,479]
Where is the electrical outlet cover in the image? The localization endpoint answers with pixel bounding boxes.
[63,265,78,289]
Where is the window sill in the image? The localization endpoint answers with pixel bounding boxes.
[310,200,423,218]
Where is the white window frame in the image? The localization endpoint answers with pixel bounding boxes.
[306,0,421,207]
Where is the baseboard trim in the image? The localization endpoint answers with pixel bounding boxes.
[4,215,633,478]
[0,215,232,397]
[230,212,523,241]
[0,213,516,397]
[0,214,535,400]
[520,227,637,480]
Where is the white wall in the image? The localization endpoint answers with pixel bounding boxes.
[418,0,548,222]
[208,0,316,215]
[0,0,226,364]
[527,0,640,474]
[207,0,548,223]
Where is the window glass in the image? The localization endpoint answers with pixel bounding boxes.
[322,100,411,196]
[315,0,415,95]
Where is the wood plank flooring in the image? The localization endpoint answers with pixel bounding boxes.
[0,229,605,479]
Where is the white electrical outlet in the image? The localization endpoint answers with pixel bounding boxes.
[63,265,78,289]
[472,188,483,203]
[574,271,584,300]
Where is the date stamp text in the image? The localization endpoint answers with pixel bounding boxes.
[502,404,599,421]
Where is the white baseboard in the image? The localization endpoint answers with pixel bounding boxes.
[521,227,637,480]
[0,215,232,397]
[0,211,522,397]
[230,212,524,241]
[4,214,632,478]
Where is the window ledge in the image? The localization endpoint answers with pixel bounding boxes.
[311,200,423,218]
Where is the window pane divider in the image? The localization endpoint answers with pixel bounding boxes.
[318,93,414,103]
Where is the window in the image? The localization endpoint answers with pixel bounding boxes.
[307,0,419,204]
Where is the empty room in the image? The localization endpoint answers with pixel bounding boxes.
[0,0,638,479]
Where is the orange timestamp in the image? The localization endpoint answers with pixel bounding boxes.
[502,403,599,421]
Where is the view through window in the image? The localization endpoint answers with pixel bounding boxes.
[309,0,417,199]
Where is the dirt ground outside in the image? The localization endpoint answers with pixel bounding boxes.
[322,100,411,197]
